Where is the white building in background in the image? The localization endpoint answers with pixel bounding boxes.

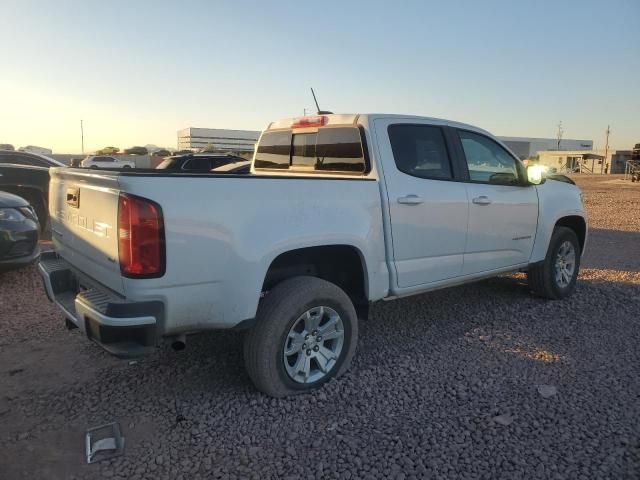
[177,127,260,152]
[497,136,593,160]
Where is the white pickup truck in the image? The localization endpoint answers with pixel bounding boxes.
[39,114,587,397]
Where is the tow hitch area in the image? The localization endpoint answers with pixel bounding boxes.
[85,422,125,464]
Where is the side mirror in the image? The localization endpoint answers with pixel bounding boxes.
[527,164,546,185]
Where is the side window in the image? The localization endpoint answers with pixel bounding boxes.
[183,158,212,170]
[0,155,29,166]
[316,128,365,172]
[210,158,230,169]
[254,131,291,169]
[26,157,50,167]
[15,155,49,167]
[388,124,453,180]
[458,130,520,185]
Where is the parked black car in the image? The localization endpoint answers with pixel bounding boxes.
[0,150,64,168]
[0,191,40,271]
[0,151,61,231]
[151,149,172,158]
[155,153,248,172]
[0,150,63,227]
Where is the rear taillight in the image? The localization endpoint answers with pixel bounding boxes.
[118,193,165,278]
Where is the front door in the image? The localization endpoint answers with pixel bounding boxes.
[376,120,469,288]
[455,129,538,275]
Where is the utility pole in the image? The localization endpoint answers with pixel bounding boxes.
[556,120,563,150]
[80,119,84,154]
[604,125,611,174]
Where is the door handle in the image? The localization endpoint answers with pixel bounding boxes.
[397,195,424,205]
[472,196,492,205]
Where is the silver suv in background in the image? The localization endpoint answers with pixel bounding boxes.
[80,155,136,169]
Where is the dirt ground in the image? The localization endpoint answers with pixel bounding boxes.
[0,175,638,479]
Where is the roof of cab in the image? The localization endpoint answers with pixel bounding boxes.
[266,113,492,137]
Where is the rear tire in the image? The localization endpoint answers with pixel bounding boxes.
[528,226,580,299]
[244,276,358,397]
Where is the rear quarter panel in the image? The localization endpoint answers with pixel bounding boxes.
[117,174,388,333]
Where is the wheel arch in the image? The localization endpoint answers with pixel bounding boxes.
[261,244,369,307]
[554,215,586,254]
[530,210,587,264]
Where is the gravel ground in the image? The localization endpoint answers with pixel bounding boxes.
[1,175,639,479]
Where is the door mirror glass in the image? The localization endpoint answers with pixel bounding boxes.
[527,164,546,185]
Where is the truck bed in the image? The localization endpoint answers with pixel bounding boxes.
[48,167,388,333]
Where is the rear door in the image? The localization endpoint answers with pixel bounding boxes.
[375,119,469,288]
[453,129,538,274]
[49,169,124,293]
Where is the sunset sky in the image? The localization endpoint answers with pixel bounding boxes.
[1,0,638,153]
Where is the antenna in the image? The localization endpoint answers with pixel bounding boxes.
[311,88,321,114]
[310,87,333,115]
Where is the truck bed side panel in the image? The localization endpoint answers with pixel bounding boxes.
[114,175,387,332]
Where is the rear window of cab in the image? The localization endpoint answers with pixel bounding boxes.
[254,127,367,173]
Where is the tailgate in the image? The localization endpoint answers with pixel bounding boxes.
[49,168,124,294]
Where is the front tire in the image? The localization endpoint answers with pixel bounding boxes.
[244,276,358,397]
[528,226,581,299]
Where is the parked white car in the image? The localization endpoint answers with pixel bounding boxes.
[80,155,135,169]
[40,113,587,397]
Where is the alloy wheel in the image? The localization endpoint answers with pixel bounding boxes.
[283,306,345,384]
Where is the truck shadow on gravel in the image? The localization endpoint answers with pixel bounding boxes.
[581,228,640,272]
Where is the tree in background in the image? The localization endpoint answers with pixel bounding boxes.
[200,143,218,153]
[174,149,194,155]
[124,146,148,155]
[96,146,120,155]
[0,144,15,151]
